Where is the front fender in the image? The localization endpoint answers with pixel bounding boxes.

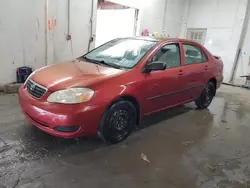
[88,81,146,112]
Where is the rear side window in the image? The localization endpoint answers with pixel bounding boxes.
[183,44,207,65]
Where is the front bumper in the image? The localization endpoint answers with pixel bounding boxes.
[18,85,106,138]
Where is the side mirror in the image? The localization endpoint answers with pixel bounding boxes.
[142,61,166,73]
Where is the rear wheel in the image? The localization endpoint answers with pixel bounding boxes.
[195,82,215,109]
[98,100,136,144]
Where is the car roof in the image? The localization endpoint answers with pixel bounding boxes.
[127,36,193,43]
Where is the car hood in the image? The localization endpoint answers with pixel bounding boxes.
[31,60,125,90]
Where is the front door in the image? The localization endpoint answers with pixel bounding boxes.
[144,43,183,115]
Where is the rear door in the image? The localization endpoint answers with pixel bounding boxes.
[144,43,183,114]
[177,43,208,102]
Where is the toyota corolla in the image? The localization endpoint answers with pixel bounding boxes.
[19,37,223,143]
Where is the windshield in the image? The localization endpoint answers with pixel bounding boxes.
[83,38,157,69]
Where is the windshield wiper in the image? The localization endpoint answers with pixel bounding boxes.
[96,60,122,69]
[77,56,98,64]
[78,56,121,69]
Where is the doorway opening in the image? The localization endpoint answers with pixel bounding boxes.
[95,0,139,47]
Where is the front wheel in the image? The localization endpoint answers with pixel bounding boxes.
[195,82,215,109]
[98,100,137,144]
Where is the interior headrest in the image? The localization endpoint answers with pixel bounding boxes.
[186,49,199,56]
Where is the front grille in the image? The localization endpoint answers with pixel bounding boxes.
[26,79,47,99]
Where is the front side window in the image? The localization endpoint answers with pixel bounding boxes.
[82,39,156,69]
[183,44,207,65]
[151,44,181,69]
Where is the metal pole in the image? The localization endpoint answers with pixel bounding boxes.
[44,0,48,66]
[229,0,250,83]
[162,0,168,36]
[88,0,95,52]
[67,0,70,35]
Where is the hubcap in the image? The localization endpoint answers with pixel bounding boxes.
[110,109,130,131]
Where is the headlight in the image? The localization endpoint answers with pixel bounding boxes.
[47,88,94,104]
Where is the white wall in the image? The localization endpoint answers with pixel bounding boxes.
[0,0,46,84]
[139,0,166,34]
[47,0,97,65]
[183,0,248,83]
[163,0,187,37]
[0,0,96,85]
[139,0,186,36]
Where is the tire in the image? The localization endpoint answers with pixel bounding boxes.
[195,82,215,109]
[98,100,137,144]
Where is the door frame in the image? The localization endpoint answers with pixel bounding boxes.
[142,42,185,115]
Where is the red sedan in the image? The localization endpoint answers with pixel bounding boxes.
[19,37,223,143]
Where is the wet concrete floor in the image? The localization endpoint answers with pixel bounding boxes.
[1,85,250,188]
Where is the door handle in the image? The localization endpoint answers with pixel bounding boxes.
[204,65,209,70]
[178,70,184,76]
